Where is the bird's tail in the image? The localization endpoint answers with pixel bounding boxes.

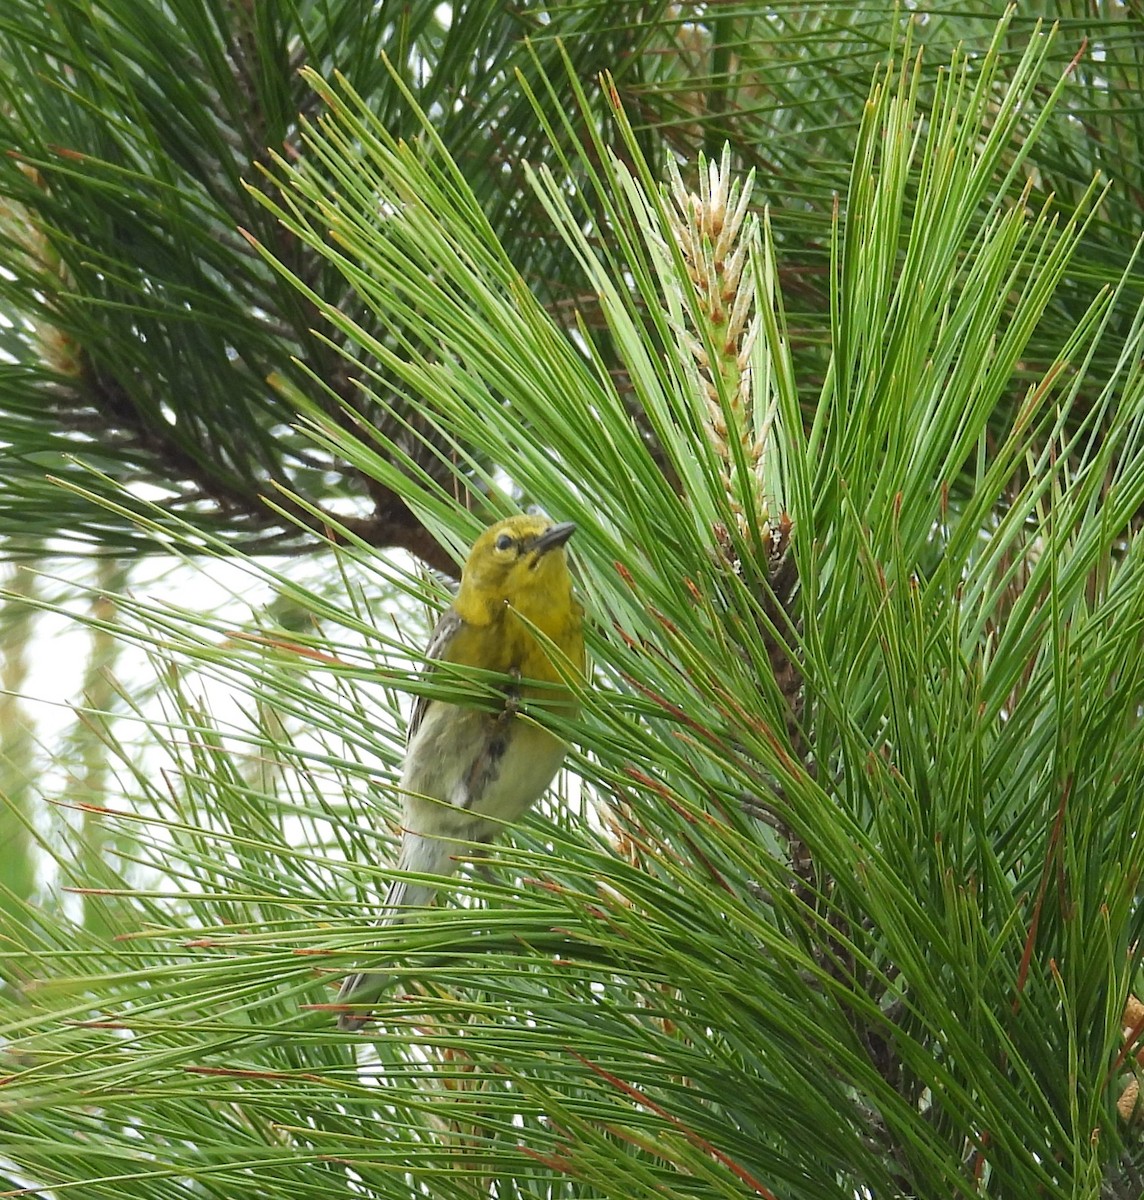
[336,831,457,1032]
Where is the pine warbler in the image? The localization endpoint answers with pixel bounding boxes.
[337,514,585,1029]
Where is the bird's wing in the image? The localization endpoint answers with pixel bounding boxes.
[406,607,462,744]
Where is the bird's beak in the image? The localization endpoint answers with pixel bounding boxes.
[530,522,576,555]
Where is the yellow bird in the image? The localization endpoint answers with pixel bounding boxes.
[337,514,585,1030]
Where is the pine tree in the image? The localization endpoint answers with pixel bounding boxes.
[3,5,1144,1196]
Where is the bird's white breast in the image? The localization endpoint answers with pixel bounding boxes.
[400,702,567,843]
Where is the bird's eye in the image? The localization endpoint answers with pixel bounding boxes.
[495,533,515,552]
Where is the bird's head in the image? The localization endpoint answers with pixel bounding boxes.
[456,514,576,618]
